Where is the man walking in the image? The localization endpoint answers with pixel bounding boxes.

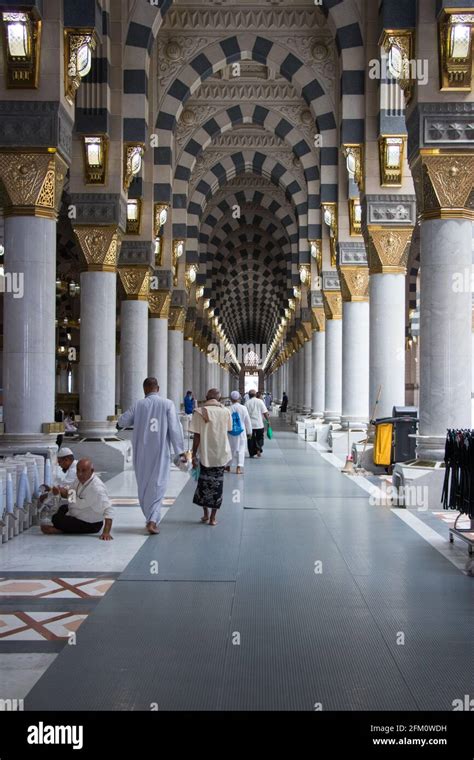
[118,377,186,534]
[190,388,232,526]
[246,389,270,458]
[226,390,252,475]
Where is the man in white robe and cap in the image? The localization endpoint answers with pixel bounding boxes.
[118,377,186,534]
[225,390,252,475]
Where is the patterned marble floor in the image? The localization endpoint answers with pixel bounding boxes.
[0,467,185,699]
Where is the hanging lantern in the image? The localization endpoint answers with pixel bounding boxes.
[1,10,41,88]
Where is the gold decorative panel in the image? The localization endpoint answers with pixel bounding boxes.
[0,150,66,219]
[74,226,120,272]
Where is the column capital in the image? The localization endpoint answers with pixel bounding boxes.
[74,225,121,273]
[148,290,171,318]
[410,151,474,221]
[367,227,413,275]
[339,267,370,302]
[184,307,197,340]
[168,306,187,332]
[0,149,67,220]
[322,291,343,320]
[321,271,342,320]
[119,266,150,301]
[311,307,326,332]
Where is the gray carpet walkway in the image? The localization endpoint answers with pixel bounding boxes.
[26,422,473,711]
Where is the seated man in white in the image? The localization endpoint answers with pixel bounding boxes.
[41,459,114,541]
[38,448,78,515]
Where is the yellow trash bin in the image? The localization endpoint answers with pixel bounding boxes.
[373,422,393,466]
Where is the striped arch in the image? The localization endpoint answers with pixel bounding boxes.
[201,189,298,257]
[154,34,338,204]
[123,0,172,142]
[186,152,307,269]
[173,103,321,245]
[319,0,365,144]
[122,0,364,144]
[207,227,292,276]
[210,242,289,345]
[204,212,293,262]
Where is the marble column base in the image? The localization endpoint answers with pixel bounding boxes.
[415,435,446,462]
[341,416,368,430]
[0,433,58,456]
[78,419,120,440]
[324,411,341,423]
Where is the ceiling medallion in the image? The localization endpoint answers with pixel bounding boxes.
[311,42,329,62]
[181,108,195,126]
[165,39,182,61]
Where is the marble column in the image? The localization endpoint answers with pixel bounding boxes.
[222,367,230,398]
[193,344,201,401]
[409,121,474,459]
[74,226,120,437]
[0,150,67,446]
[416,219,472,458]
[183,338,194,397]
[119,267,150,412]
[200,349,207,400]
[311,328,325,417]
[367,228,413,419]
[339,262,370,428]
[115,355,121,408]
[323,287,343,422]
[168,305,186,411]
[303,339,312,413]
[148,291,171,398]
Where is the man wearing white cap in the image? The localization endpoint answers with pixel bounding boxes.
[55,448,78,486]
[39,448,77,514]
[226,391,252,475]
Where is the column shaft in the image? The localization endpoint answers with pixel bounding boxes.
[369,274,405,418]
[324,320,342,422]
[148,318,168,397]
[311,331,325,417]
[121,301,148,412]
[4,217,56,437]
[342,301,370,427]
[79,271,117,436]
[418,219,472,459]
[168,331,184,411]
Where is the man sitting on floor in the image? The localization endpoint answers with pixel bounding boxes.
[41,459,114,541]
[38,448,78,521]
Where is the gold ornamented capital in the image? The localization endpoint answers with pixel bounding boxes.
[411,152,474,221]
[184,319,195,340]
[168,306,187,332]
[0,149,67,219]
[148,290,171,318]
[322,291,343,320]
[74,226,121,273]
[367,227,413,275]
[339,267,369,302]
[311,306,326,332]
[119,267,150,301]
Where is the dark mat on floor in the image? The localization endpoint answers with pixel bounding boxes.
[26,581,235,711]
[121,478,244,581]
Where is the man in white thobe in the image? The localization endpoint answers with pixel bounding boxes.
[226,391,252,474]
[118,377,186,534]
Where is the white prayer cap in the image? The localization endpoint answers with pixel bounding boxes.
[230,391,240,401]
[57,447,74,458]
